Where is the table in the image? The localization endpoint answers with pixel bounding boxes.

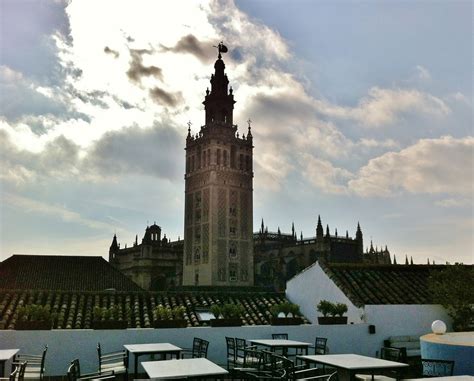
[249,339,311,355]
[298,354,408,381]
[0,349,19,377]
[142,357,229,380]
[124,343,182,378]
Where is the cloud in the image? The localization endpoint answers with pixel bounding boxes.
[349,136,474,197]
[104,46,119,58]
[315,87,450,128]
[160,34,215,62]
[300,154,353,194]
[126,49,163,83]
[435,198,473,208]
[415,65,431,81]
[3,192,115,231]
[84,122,183,181]
[149,86,182,107]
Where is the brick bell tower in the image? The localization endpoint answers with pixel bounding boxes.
[183,43,254,286]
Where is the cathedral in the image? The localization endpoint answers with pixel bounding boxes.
[109,45,392,291]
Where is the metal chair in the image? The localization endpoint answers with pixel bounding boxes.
[181,337,209,358]
[312,337,328,355]
[272,333,289,340]
[226,337,237,370]
[421,359,455,377]
[1,361,27,381]
[97,343,128,380]
[14,345,47,380]
[68,359,115,381]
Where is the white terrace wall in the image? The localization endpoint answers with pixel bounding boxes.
[1,324,378,377]
[286,262,364,324]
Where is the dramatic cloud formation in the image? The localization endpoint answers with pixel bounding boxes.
[315,87,450,128]
[0,0,471,262]
[349,136,474,197]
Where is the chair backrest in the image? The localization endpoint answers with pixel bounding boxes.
[422,359,455,377]
[314,337,327,355]
[381,347,402,361]
[263,351,293,378]
[272,333,288,340]
[225,337,236,367]
[67,359,81,381]
[235,338,247,364]
[191,338,209,358]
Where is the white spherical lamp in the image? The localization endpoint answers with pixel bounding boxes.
[431,320,447,335]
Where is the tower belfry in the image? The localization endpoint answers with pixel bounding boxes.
[183,44,254,286]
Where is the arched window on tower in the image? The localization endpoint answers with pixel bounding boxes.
[246,155,250,171]
[224,150,228,167]
[207,149,211,166]
[202,150,206,167]
[191,155,195,171]
[239,154,244,170]
[217,149,221,165]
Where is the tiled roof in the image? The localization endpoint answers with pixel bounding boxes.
[0,255,143,292]
[319,262,464,307]
[0,290,309,329]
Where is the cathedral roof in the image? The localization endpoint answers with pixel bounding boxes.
[318,262,469,307]
[0,255,143,292]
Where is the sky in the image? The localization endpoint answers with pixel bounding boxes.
[0,0,472,264]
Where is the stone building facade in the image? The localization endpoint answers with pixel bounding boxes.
[109,224,183,290]
[182,48,254,286]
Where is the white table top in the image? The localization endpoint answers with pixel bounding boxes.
[0,349,19,361]
[250,339,311,347]
[142,358,229,379]
[298,354,408,370]
[124,343,182,354]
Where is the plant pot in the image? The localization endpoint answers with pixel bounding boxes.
[92,320,128,330]
[317,316,348,325]
[210,318,242,327]
[271,317,303,325]
[15,321,51,330]
[153,319,187,328]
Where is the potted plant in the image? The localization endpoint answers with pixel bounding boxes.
[16,304,53,330]
[153,306,187,328]
[210,303,243,327]
[92,306,128,329]
[270,302,303,325]
[317,300,348,325]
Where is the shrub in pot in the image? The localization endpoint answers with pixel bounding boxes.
[92,306,128,329]
[16,304,54,330]
[210,303,243,326]
[317,300,348,325]
[270,302,303,325]
[153,306,187,328]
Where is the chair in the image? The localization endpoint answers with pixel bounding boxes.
[237,349,291,380]
[97,343,128,380]
[355,347,403,381]
[311,337,328,355]
[291,369,338,381]
[14,345,47,380]
[181,337,209,359]
[68,359,115,381]
[421,359,455,377]
[226,337,237,370]
[272,333,289,340]
[0,361,27,381]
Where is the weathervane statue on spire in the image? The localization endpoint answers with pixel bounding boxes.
[214,41,228,58]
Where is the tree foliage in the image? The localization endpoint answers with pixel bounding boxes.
[428,264,474,331]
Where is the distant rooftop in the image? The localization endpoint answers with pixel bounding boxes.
[319,262,467,307]
[0,255,143,292]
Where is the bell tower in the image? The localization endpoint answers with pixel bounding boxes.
[183,43,254,286]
